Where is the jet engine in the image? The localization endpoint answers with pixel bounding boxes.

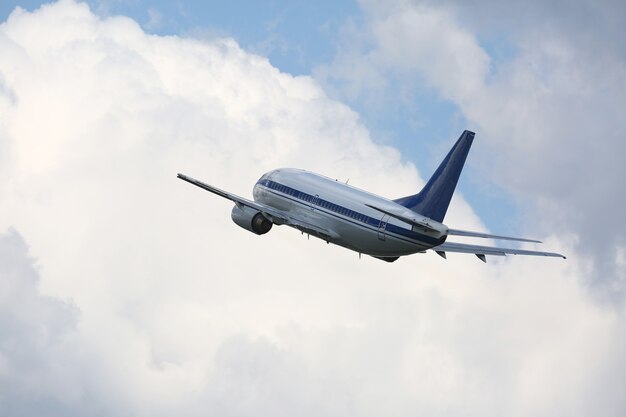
[231,205,273,235]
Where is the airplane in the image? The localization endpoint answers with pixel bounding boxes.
[177,130,565,262]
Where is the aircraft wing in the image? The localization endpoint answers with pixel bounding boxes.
[178,173,290,223]
[433,241,566,262]
[177,173,338,241]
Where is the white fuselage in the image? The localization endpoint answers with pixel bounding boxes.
[252,168,448,257]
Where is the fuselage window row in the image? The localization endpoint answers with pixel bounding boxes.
[268,180,372,225]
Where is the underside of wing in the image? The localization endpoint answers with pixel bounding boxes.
[287,218,339,242]
[433,241,566,262]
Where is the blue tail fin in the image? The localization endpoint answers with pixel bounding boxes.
[394,130,475,222]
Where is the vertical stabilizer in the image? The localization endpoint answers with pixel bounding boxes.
[394,130,474,222]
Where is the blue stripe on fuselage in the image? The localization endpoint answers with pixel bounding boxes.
[256,179,441,247]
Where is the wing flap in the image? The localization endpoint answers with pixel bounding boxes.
[290,219,339,241]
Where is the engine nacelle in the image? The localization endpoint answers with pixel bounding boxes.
[231,205,273,235]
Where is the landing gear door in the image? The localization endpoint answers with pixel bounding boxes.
[378,214,390,241]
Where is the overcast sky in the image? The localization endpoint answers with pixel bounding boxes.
[1,1,625,416]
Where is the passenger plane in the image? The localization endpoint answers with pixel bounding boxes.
[178,131,565,262]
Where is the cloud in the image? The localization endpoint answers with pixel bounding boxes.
[0,228,84,416]
[0,1,625,416]
[144,8,162,31]
[326,2,490,104]
[317,0,626,299]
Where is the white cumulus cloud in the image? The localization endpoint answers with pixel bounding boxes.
[317,0,626,299]
[0,1,624,416]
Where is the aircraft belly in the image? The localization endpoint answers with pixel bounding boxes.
[342,223,427,256]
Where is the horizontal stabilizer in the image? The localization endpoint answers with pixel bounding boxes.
[447,229,542,243]
[433,241,566,259]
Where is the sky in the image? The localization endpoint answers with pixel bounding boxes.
[0,1,625,416]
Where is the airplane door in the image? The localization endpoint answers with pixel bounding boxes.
[378,215,390,241]
[311,194,319,210]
